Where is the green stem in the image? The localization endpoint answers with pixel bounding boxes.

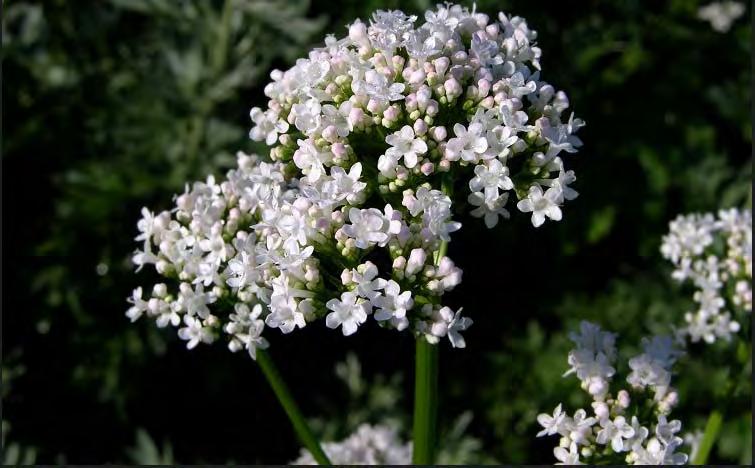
[412,172,453,464]
[412,338,439,464]
[692,410,723,465]
[693,340,751,465]
[255,349,331,465]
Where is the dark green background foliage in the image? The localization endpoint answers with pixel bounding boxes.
[3,0,751,464]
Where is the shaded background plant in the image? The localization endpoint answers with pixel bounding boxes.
[3,0,751,464]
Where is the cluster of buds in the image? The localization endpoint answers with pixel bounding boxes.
[127,3,583,358]
[661,208,752,344]
[536,322,688,465]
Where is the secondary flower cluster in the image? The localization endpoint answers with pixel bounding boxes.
[127,3,583,357]
[536,321,688,465]
[661,208,752,344]
[292,424,411,465]
[697,1,745,32]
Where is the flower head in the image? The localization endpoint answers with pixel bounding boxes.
[128,3,584,357]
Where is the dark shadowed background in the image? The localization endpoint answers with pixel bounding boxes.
[3,0,752,464]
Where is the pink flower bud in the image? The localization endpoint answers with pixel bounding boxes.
[423,101,437,116]
[322,125,338,142]
[420,162,435,176]
[430,126,447,142]
[413,119,428,136]
[340,269,352,285]
[331,142,347,158]
[348,107,364,128]
[433,56,450,76]
[451,50,468,64]
[349,20,368,44]
[366,99,381,113]
[409,69,426,85]
[406,248,427,276]
[417,86,432,107]
[592,401,609,420]
[444,78,462,98]
[153,283,167,298]
[477,78,491,97]
[617,390,630,408]
[384,105,399,121]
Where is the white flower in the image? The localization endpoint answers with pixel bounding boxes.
[499,103,530,131]
[321,101,354,137]
[226,303,269,359]
[323,163,367,205]
[560,409,598,446]
[155,300,181,328]
[377,152,399,177]
[341,207,390,249]
[268,238,315,273]
[177,315,215,349]
[369,9,417,53]
[385,125,428,168]
[485,125,518,159]
[324,163,367,205]
[373,280,413,324]
[249,107,289,145]
[225,250,260,289]
[624,416,650,450]
[698,1,745,32]
[516,185,562,227]
[470,31,504,67]
[292,424,412,465]
[469,159,513,201]
[126,287,148,322]
[468,192,510,228]
[553,443,581,465]
[350,261,388,300]
[177,283,216,319]
[359,69,405,101]
[404,188,461,242]
[506,71,538,98]
[596,416,635,452]
[539,117,583,158]
[536,404,565,437]
[265,296,307,333]
[272,203,313,246]
[540,169,578,203]
[293,139,332,182]
[326,291,370,336]
[292,98,323,135]
[438,306,472,348]
[135,207,166,245]
[446,122,488,162]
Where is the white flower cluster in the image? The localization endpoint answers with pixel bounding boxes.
[292,424,411,465]
[661,208,752,344]
[537,321,688,465]
[697,1,745,33]
[128,3,584,357]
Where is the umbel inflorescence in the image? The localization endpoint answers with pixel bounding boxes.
[536,322,688,465]
[292,424,412,465]
[661,208,752,344]
[127,3,583,358]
